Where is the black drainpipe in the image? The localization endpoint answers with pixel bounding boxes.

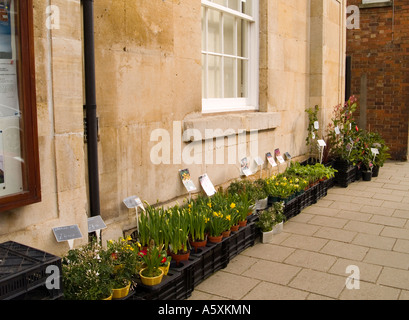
[83,0,100,217]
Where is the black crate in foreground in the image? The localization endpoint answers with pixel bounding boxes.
[0,241,63,300]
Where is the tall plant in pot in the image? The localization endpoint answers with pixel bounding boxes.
[185,197,209,252]
[167,205,190,266]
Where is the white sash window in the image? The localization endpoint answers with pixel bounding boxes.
[201,0,259,113]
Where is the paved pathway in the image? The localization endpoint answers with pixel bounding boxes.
[188,161,409,300]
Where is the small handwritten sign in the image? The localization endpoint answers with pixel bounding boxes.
[87,216,107,233]
[123,196,144,211]
[52,225,83,243]
[318,140,327,147]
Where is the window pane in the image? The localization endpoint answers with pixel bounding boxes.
[208,55,222,99]
[224,57,235,98]
[208,9,221,53]
[237,20,248,58]
[238,59,248,98]
[227,0,239,11]
[223,14,235,56]
[212,0,225,6]
[0,0,25,197]
[242,0,253,16]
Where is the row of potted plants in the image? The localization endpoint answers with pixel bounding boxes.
[137,190,254,267]
[61,160,338,300]
[308,96,390,181]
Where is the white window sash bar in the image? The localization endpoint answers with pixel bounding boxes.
[201,51,249,60]
[202,0,255,22]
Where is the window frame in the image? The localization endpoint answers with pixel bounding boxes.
[0,0,41,212]
[201,0,259,114]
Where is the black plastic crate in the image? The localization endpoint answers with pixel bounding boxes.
[335,165,357,188]
[223,222,255,264]
[189,242,226,288]
[0,241,63,300]
[132,269,186,300]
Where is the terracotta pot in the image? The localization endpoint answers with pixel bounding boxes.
[170,250,190,266]
[238,219,247,227]
[208,235,223,243]
[189,237,207,253]
[222,230,231,238]
[230,224,239,232]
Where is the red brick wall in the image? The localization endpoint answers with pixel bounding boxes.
[346,0,409,160]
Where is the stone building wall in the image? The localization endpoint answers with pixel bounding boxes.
[0,0,346,256]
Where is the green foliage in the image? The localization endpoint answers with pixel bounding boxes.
[305,105,320,158]
[106,237,141,288]
[62,239,114,300]
[139,240,163,278]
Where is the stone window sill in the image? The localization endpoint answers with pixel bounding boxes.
[359,1,392,9]
[182,112,281,142]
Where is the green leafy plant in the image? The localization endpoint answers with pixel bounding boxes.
[62,239,114,300]
[256,208,275,232]
[106,236,141,288]
[167,205,190,254]
[185,198,208,242]
[305,105,321,160]
[326,96,359,163]
[138,240,163,278]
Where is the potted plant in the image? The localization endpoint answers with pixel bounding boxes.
[159,248,171,275]
[305,104,321,163]
[185,197,209,252]
[106,236,140,299]
[370,132,390,177]
[167,205,190,265]
[272,201,286,234]
[62,239,115,300]
[235,192,254,227]
[139,240,165,286]
[206,210,228,243]
[256,207,275,243]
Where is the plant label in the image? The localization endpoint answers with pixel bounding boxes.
[335,126,341,135]
[266,152,277,167]
[254,156,264,166]
[87,215,107,233]
[240,157,252,176]
[318,140,326,147]
[314,121,320,130]
[179,168,197,192]
[52,225,83,243]
[274,149,285,164]
[199,173,216,196]
[371,148,379,155]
